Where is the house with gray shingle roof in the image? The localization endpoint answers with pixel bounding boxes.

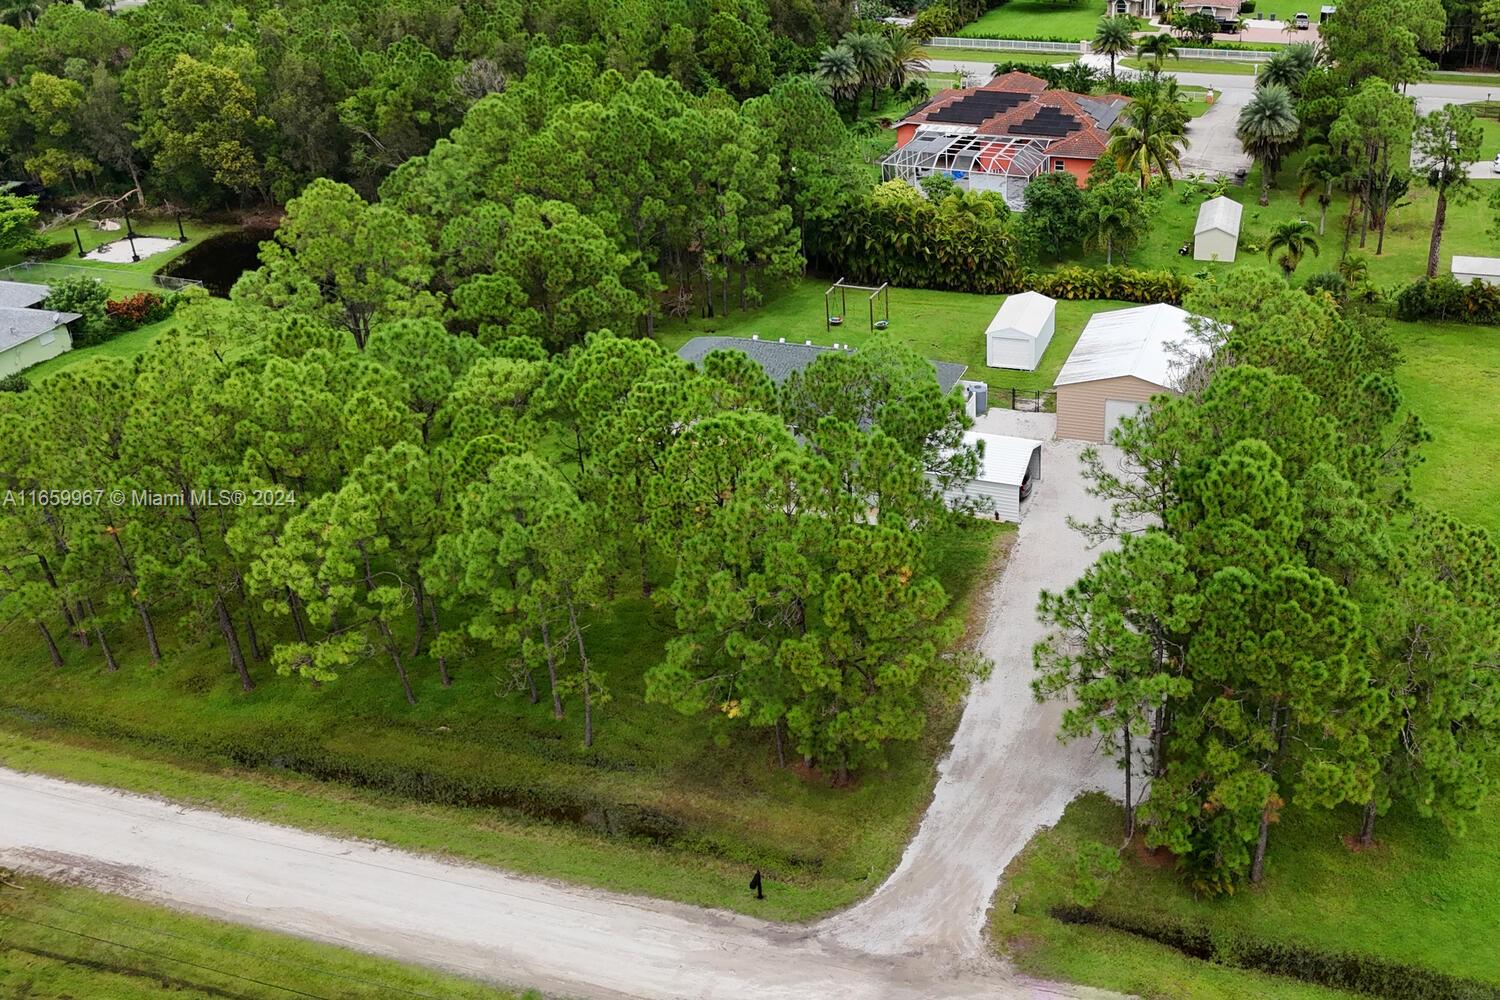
[675,336,968,394]
[0,296,79,378]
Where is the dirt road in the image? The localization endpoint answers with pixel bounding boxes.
[0,430,1125,998]
[1,768,1117,999]
[819,431,1121,959]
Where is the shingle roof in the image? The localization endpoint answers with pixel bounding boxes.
[0,306,79,352]
[0,279,50,309]
[676,336,968,394]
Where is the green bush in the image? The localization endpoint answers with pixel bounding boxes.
[1395,276,1500,323]
[1050,905,1500,1000]
[0,373,29,393]
[42,276,111,346]
[1031,265,1192,304]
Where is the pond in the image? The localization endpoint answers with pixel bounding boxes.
[157,227,274,297]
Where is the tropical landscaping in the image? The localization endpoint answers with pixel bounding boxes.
[1,0,1499,997]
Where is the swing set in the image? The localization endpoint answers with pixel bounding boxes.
[824,278,890,334]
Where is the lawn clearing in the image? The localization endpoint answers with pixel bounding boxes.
[958,0,1103,40]
[1065,155,1500,288]
[991,792,1500,998]
[1390,317,1500,538]
[1123,56,1259,75]
[0,874,530,999]
[924,46,1083,68]
[21,316,179,381]
[0,515,1006,923]
[654,278,1134,395]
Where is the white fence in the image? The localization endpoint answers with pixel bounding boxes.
[927,36,1085,54]
[926,36,1274,62]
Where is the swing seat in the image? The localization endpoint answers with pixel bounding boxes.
[873,319,889,330]
[828,316,844,326]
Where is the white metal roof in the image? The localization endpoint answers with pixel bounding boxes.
[1451,255,1500,277]
[0,306,79,352]
[985,291,1056,341]
[1194,196,1243,237]
[1054,303,1211,389]
[965,431,1041,487]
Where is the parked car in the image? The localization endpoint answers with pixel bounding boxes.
[1019,470,1035,502]
[1293,11,1310,27]
[1492,152,1500,170]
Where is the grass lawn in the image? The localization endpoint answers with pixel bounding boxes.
[1462,101,1500,159]
[1390,317,1500,538]
[21,316,179,381]
[0,874,529,999]
[991,792,1500,999]
[958,0,1103,40]
[1065,155,1500,289]
[924,46,1081,67]
[1123,55,1259,75]
[654,278,1134,395]
[1,218,230,297]
[0,514,1007,923]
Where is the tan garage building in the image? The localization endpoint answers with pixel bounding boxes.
[1054,303,1210,442]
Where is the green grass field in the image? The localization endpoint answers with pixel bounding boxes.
[1391,318,1500,538]
[924,46,1080,67]
[22,316,179,381]
[655,278,1132,395]
[991,792,1500,999]
[0,874,528,999]
[0,516,1006,922]
[1123,55,1259,75]
[958,0,1103,40]
[1070,157,1500,288]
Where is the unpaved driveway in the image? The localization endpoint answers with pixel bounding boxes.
[0,434,1125,998]
[819,431,1121,959]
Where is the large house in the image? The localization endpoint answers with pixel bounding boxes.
[882,72,1129,209]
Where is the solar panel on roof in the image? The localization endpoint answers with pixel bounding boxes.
[926,90,1028,125]
[1009,107,1082,138]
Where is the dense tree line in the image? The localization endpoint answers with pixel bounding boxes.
[0,0,854,205]
[1034,272,1500,892]
[0,282,988,776]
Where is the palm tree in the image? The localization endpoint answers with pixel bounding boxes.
[1094,16,1135,86]
[815,45,862,112]
[1265,219,1320,277]
[1236,84,1300,206]
[0,0,41,27]
[1136,33,1179,75]
[1337,253,1369,286]
[1297,144,1347,235]
[885,31,929,93]
[843,32,894,112]
[1106,87,1187,190]
[1258,43,1316,94]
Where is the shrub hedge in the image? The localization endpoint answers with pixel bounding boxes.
[1050,905,1500,1000]
[0,373,29,392]
[1394,275,1500,324]
[1029,265,1192,304]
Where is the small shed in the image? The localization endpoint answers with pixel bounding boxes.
[985,291,1056,371]
[1193,197,1243,262]
[1451,256,1500,287]
[0,307,78,378]
[940,431,1043,523]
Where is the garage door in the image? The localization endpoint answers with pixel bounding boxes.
[987,336,1034,371]
[1104,399,1145,437]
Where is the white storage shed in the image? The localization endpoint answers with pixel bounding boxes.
[940,431,1043,523]
[985,291,1056,371]
[1193,197,1242,262]
[1451,256,1500,287]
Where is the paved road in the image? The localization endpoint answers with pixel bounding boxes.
[820,427,1121,959]
[0,432,1125,999]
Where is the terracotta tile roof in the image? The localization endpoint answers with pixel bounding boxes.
[980,71,1049,93]
[896,78,1126,163]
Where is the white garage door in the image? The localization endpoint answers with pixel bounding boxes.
[1104,399,1145,437]
[987,336,1035,371]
